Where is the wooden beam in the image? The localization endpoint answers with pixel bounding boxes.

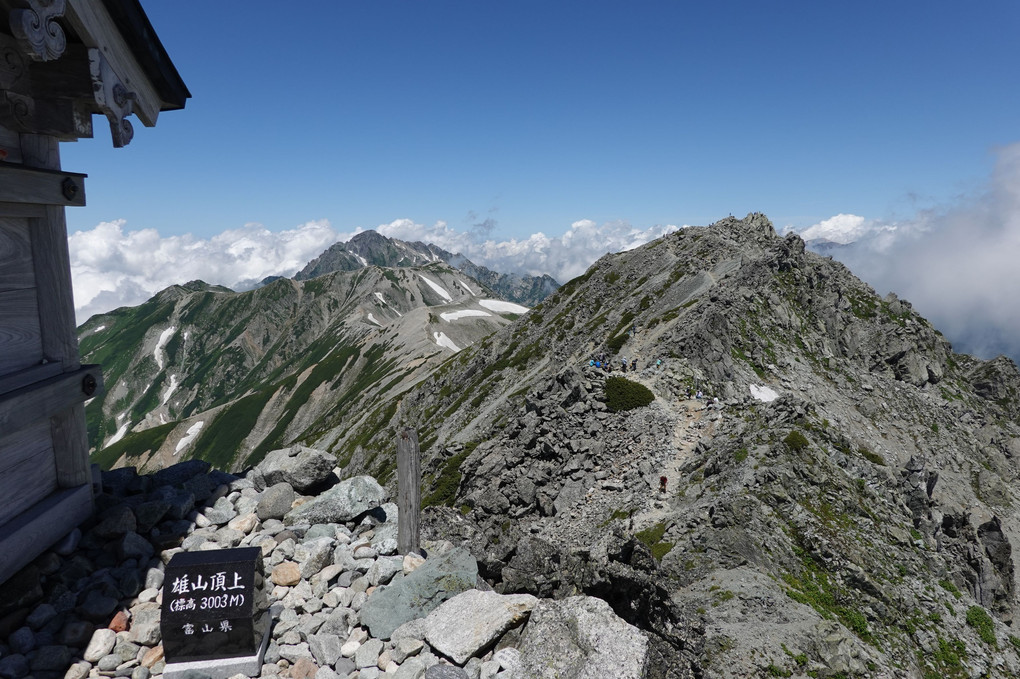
[0,483,93,585]
[0,202,47,218]
[0,165,86,206]
[397,428,421,555]
[0,364,104,438]
[0,360,62,397]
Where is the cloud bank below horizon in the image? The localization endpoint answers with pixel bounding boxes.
[69,217,680,323]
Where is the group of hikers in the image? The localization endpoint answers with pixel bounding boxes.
[587,353,663,374]
[583,351,719,405]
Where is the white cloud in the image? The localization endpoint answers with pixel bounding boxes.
[373,217,680,282]
[797,213,886,245]
[70,220,340,322]
[71,216,678,323]
[793,142,1020,362]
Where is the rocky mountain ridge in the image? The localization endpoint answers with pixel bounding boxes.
[329,213,1020,677]
[78,212,1020,677]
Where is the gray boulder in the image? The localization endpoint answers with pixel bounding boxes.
[360,548,479,640]
[257,482,296,521]
[423,590,537,664]
[511,596,648,679]
[284,475,388,526]
[254,446,337,493]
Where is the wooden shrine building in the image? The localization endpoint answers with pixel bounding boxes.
[0,0,188,585]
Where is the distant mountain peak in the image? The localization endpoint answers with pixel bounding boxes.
[295,230,558,307]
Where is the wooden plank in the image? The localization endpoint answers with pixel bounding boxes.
[0,365,104,438]
[64,0,163,126]
[0,288,43,375]
[0,420,56,526]
[0,217,35,292]
[0,165,86,206]
[0,360,62,397]
[0,483,93,586]
[52,402,90,488]
[32,203,81,367]
[397,428,421,555]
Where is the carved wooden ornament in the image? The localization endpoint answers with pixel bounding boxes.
[88,47,135,147]
[10,0,67,62]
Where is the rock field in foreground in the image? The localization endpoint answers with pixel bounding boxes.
[0,448,652,679]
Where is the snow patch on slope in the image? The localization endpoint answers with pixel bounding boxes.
[175,421,205,455]
[479,299,529,314]
[440,310,492,322]
[154,327,176,370]
[106,423,129,447]
[457,279,477,296]
[367,312,382,326]
[750,384,779,402]
[419,274,453,302]
[433,331,460,351]
[161,374,179,406]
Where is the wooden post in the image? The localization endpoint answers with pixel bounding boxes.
[397,428,421,555]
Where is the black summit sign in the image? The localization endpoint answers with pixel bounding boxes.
[160,547,267,663]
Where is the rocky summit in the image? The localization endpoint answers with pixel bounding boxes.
[70,212,1020,678]
[0,454,656,679]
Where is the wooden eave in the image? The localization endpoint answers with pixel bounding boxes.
[1,0,188,146]
[98,0,190,112]
[61,0,189,126]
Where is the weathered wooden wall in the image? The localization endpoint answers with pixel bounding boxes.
[0,128,100,582]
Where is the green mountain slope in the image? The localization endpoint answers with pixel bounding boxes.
[82,263,524,475]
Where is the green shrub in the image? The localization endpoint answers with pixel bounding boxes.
[605,377,654,412]
[634,521,673,562]
[860,446,886,465]
[966,605,997,646]
[784,430,809,452]
[939,579,963,599]
[607,332,629,353]
[422,447,473,508]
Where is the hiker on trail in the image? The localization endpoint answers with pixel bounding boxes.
[589,359,595,367]
[659,476,667,493]
[696,390,703,400]
[656,358,662,369]
[631,358,637,371]
[621,359,628,373]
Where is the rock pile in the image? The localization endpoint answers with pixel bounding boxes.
[0,446,654,679]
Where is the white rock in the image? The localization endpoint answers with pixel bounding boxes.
[423,590,537,664]
[84,628,117,663]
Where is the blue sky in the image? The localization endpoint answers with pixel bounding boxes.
[62,1,1020,239]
